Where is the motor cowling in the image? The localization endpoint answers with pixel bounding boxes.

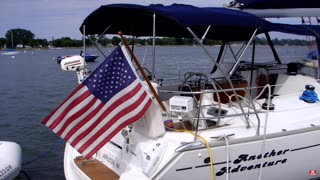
[60,55,85,71]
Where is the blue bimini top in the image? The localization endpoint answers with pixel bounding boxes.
[80,4,320,41]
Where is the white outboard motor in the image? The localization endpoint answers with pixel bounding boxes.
[60,55,89,84]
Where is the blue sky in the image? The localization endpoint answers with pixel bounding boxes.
[0,0,310,40]
[0,0,233,40]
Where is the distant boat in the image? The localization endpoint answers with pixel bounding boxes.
[302,50,319,67]
[1,49,19,56]
[2,31,19,56]
[306,50,319,61]
[83,53,99,62]
[56,53,98,64]
[48,45,63,50]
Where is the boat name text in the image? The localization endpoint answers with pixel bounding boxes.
[102,153,120,169]
[0,165,12,178]
[216,148,289,176]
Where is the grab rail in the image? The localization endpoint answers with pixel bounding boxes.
[159,84,275,138]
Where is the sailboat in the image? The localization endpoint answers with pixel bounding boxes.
[227,0,320,75]
[1,31,19,56]
[1,49,19,56]
[43,3,320,180]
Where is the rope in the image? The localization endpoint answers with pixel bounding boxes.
[172,129,215,180]
[258,84,271,180]
[223,136,230,180]
[215,136,231,180]
[20,170,32,180]
[22,139,64,166]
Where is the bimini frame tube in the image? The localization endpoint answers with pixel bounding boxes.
[185,26,251,130]
[201,25,211,43]
[82,25,86,61]
[228,41,247,62]
[265,32,281,64]
[316,38,320,79]
[229,28,258,76]
[151,13,156,81]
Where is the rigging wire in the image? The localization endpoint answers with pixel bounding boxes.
[22,139,64,166]
[17,139,64,180]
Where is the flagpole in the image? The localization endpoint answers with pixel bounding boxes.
[118,31,168,114]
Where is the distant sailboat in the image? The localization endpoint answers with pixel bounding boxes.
[2,31,19,56]
[1,49,19,56]
[48,45,63,50]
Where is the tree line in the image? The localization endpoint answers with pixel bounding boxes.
[0,28,313,49]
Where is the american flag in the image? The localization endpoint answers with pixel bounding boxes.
[42,45,152,158]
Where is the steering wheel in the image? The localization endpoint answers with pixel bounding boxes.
[179,72,209,100]
[181,72,209,88]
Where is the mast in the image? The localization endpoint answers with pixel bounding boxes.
[11,31,14,49]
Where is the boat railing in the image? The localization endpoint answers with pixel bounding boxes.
[159,82,275,139]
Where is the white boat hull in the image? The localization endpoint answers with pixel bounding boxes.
[157,128,320,180]
[62,72,320,180]
[64,126,320,180]
[1,51,19,56]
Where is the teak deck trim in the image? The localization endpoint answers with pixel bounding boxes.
[74,156,119,180]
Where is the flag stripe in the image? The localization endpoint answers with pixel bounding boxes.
[56,97,99,136]
[66,81,141,145]
[60,101,104,139]
[78,90,149,153]
[48,90,92,130]
[69,82,143,147]
[73,84,145,149]
[52,94,96,133]
[42,84,86,125]
[85,98,152,158]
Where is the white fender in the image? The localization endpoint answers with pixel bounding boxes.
[0,141,22,180]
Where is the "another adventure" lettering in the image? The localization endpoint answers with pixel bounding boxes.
[216,149,289,176]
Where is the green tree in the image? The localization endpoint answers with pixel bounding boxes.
[272,38,280,46]
[50,37,83,47]
[35,38,49,47]
[111,37,121,45]
[99,37,112,46]
[6,28,34,48]
[0,38,6,48]
[174,38,184,45]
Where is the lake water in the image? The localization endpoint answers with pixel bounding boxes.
[0,45,309,179]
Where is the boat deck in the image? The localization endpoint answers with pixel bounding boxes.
[74,156,119,180]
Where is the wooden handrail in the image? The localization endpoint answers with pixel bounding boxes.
[118,31,168,113]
